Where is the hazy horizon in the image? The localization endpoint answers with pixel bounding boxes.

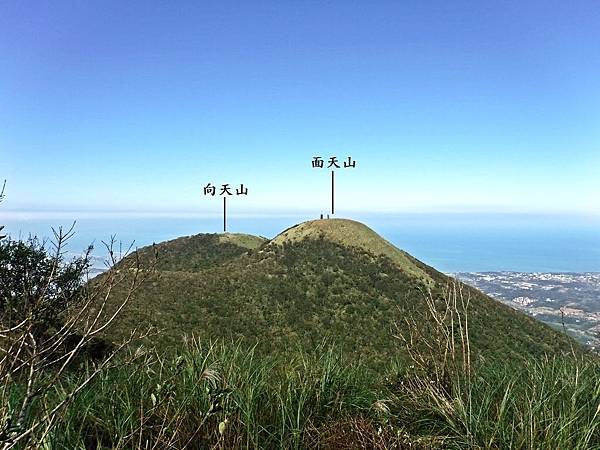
[3,212,599,273]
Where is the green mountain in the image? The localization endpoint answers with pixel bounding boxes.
[105,219,577,363]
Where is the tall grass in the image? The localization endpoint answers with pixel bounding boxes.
[395,356,600,449]
[6,338,597,449]
[37,339,383,449]
[394,281,600,450]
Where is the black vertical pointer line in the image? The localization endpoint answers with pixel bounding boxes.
[223,196,227,232]
[331,170,335,215]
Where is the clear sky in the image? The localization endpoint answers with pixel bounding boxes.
[1,1,599,218]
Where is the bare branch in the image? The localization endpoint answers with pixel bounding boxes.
[0,228,156,449]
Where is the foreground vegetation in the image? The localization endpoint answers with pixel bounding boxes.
[1,211,597,449]
[5,339,600,449]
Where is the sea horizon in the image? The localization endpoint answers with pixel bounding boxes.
[3,212,599,274]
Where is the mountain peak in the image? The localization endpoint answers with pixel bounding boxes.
[271,218,431,282]
[104,217,577,363]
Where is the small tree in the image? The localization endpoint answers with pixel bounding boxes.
[0,235,90,342]
[0,196,155,448]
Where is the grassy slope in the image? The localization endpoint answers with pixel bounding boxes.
[130,232,266,272]
[272,219,431,283]
[104,219,578,366]
[44,342,600,449]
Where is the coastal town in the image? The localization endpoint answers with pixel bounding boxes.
[456,272,600,350]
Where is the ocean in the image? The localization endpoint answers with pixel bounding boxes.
[2,213,599,273]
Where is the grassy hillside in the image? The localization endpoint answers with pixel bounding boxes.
[6,219,597,449]
[272,219,431,282]
[131,232,266,272]
[103,219,579,365]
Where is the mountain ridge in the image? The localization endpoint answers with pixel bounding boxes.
[104,218,580,364]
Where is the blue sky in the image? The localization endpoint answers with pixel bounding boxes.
[1,0,599,218]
